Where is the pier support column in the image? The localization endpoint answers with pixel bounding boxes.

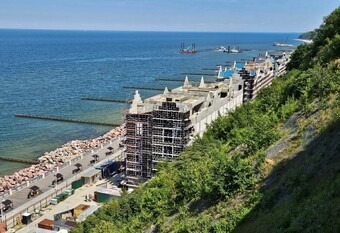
[9,189,12,195]
[42,173,45,179]
[26,181,30,187]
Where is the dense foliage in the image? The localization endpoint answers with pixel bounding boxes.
[287,7,340,70]
[298,30,316,40]
[72,7,340,233]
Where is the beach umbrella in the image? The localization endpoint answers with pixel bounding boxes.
[30,185,40,191]
[74,163,82,168]
[92,154,99,159]
[107,147,113,150]
[2,199,12,207]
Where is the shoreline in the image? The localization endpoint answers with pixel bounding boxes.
[0,124,125,195]
[294,38,313,44]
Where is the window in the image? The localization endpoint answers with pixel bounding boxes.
[136,123,143,136]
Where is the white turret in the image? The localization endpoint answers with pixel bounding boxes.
[130,90,143,114]
[203,92,212,108]
[229,75,233,88]
[163,87,169,95]
[183,75,190,87]
[199,76,206,88]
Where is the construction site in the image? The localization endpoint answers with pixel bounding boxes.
[123,51,291,184]
[124,75,244,183]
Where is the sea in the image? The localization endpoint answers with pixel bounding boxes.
[0,30,301,176]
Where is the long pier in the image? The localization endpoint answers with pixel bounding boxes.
[155,78,214,83]
[0,156,39,164]
[181,72,216,76]
[14,114,120,127]
[81,97,131,103]
[202,68,218,71]
[123,86,168,91]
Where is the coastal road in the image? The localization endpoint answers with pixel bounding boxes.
[1,138,124,224]
[16,164,125,233]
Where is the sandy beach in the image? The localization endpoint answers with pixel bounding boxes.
[294,38,313,44]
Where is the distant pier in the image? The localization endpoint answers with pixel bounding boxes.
[181,72,216,76]
[0,156,39,164]
[123,86,168,91]
[155,78,214,83]
[14,114,120,127]
[81,97,131,103]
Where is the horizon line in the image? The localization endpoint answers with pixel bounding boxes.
[0,27,303,34]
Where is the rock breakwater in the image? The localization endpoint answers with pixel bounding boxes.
[0,125,125,194]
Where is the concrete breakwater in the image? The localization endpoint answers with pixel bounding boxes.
[155,77,214,83]
[15,114,120,127]
[123,86,168,91]
[0,125,125,194]
[0,156,39,165]
[81,97,131,103]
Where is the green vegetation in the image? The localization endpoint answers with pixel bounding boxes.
[298,31,316,40]
[287,7,340,70]
[71,7,340,233]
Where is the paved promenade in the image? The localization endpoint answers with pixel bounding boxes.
[1,137,124,230]
[15,155,124,233]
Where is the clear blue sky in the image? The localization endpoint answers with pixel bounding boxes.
[0,0,338,32]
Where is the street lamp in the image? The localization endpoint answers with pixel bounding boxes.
[0,198,4,222]
[53,171,58,189]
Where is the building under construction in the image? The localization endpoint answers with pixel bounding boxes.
[124,75,244,181]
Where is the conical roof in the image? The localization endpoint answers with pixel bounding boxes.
[199,76,205,88]
[184,75,190,87]
[163,87,169,94]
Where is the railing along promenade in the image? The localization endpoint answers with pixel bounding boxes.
[0,136,124,230]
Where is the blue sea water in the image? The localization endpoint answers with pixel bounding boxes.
[0,30,301,175]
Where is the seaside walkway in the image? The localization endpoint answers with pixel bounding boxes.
[1,138,124,230]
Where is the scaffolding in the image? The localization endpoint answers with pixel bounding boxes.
[124,100,193,180]
[151,101,192,171]
[125,112,153,178]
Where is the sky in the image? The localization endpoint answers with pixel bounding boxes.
[0,0,339,32]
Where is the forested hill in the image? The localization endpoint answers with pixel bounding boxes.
[298,30,315,40]
[71,7,340,233]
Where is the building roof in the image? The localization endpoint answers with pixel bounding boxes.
[54,219,77,229]
[220,70,235,78]
[236,63,245,69]
[76,206,101,222]
[96,186,133,197]
[82,169,101,178]
[38,219,54,227]
[73,204,90,211]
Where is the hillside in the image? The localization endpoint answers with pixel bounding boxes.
[298,30,316,40]
[71,7,340,233]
